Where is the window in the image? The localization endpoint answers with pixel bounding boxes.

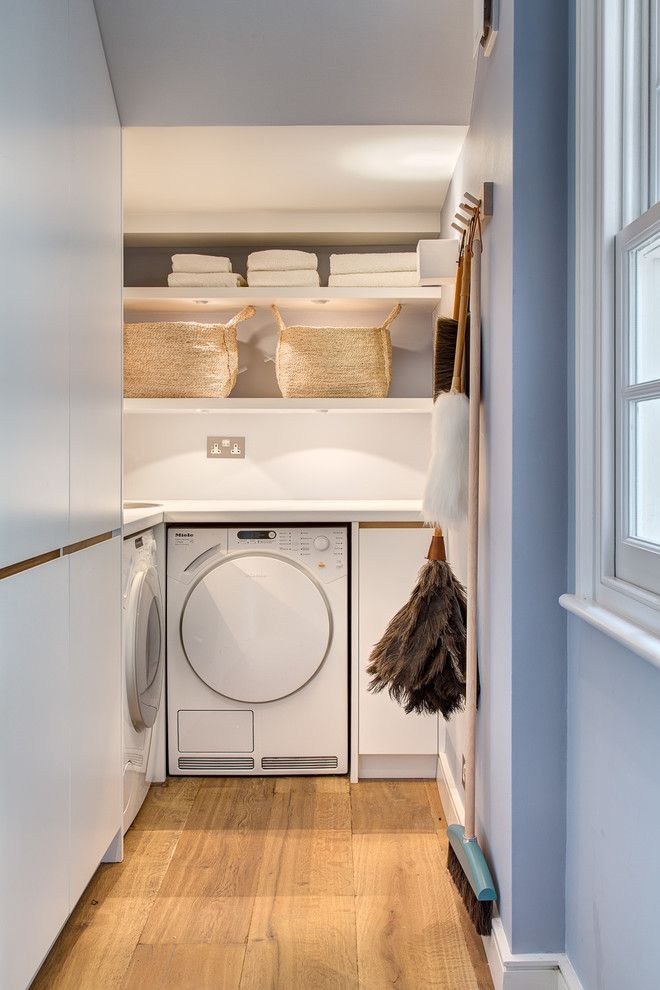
[569,0,660,647]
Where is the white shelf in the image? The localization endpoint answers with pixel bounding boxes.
[123,286,444,314]
[123,397,433,414]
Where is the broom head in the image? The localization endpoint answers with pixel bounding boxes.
[447,824,496,935]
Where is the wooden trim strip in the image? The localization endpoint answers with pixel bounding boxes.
[0,549,62,581]
[62,531,113,556]
[358,521,426,529]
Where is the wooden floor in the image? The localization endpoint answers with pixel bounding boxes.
[32,777,493,989]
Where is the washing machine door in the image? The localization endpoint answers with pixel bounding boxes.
[181,553,332,703]
[127,565,164,730]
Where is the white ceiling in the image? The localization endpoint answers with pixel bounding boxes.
[122,125,468,218]
[93,0,475,127]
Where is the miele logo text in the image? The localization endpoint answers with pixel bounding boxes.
[176,532,194,537]
[246,573,268,578]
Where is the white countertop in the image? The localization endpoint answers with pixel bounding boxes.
[123,499,424,537]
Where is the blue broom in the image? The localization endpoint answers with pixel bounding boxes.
[446,207,497,935]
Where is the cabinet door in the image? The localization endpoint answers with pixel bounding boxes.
[69,537,122,904]
[358,526,438,755]
[68,0,122,544]
[0,559,69,990]
[0,2,71,567]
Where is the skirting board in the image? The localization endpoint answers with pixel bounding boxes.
[358,754,437,778]
[435,755,584,990]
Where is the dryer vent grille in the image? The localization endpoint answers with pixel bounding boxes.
[177,757,255,772]
[261,756,339,771]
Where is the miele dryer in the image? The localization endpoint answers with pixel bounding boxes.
[167,526,348,775]
[122,528,165,830]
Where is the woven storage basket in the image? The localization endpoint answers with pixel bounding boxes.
[124,306,255,398]
[273,303,400,399]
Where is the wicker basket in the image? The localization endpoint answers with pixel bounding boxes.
[273,304,400,399]
[123,306,255,398]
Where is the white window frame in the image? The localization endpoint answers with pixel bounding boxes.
[562,0,660,666]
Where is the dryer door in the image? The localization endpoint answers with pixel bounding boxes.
[181,553,332,703]
[127,565,164,730]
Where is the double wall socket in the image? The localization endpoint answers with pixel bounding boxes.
[207,436,246,459]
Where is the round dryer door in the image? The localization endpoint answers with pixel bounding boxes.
[181,553,332,703]
[127,565,164,730]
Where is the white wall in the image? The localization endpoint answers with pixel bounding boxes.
[124,410,429,501]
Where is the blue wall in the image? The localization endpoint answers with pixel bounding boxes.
[441,0,568,954]
[565,619,660,989]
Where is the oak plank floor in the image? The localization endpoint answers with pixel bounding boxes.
[31,776,493,989]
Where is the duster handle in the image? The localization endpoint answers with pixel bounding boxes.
[426,527,446,562]
[464,223,482,841]
[451,244,471,393]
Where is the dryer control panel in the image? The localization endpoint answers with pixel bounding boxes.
[227,527,347,582]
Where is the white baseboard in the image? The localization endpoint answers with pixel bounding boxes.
[358,754,437,778]
[435,756,584,990]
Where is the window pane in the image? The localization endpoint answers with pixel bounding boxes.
[632,397,660,545]
[634,239,660,383]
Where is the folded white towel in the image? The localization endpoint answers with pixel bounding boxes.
[328,271,419,288]
[247,269,321,287]
[247,249,318,272]
[329,252,417,275]
[171,254,232,273]
[168,272,246,287]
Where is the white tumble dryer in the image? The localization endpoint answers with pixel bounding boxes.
[122,529,165,831]
[167,525,349,775]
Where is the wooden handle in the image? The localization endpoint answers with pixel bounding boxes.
[426,527,446,562]
[451,246,472,392]
[463,227,482,841]
[452,233,466,322]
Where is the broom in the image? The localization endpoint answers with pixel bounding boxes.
[446,216,497,935]
[366,241,471,718]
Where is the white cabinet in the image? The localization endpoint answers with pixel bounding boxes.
[358,525,439,763]
[0,559,70,990]
[69,538,121,904]
[68,0,122,544]
[0,1,71,567]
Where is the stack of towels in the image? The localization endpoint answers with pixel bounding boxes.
[167,254,246,288]
[247,250,320,287]
[328,252,419,287]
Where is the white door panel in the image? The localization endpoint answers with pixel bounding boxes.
[0,1,70,567]
[0,559,69,990]
[359,527,439,755]
[68,0,122,543]
[69,538,122,906]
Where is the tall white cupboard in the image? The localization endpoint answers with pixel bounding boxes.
[0,3,122,989]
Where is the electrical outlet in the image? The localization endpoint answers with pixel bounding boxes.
[461,755,466,789]
[207,436,245,459]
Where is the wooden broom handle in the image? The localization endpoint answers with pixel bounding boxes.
[451,244,471,392]
[464,224,482,841]
[452,233,466,322]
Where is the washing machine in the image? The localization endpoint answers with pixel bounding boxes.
[122,528,165,831]
[167,525,348,775]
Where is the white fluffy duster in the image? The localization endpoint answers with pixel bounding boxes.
[423,391,469,526]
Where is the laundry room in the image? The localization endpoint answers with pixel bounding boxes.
[2,1,578,989]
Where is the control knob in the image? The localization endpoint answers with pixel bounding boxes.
[313,536,330,551]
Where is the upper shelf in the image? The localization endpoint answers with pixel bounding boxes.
[124,397,433,414]
[123,286,444,313]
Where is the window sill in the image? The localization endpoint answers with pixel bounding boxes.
[560,594,660,671]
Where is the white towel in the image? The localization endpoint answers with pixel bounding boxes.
[167,272,246,287]
[247,269,321,287]
[247,249,318,272]
[171,254,232,273]
[328,271,419,288]
[329,252,417,275]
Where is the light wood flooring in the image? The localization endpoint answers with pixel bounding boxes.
[32,776,493,989]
